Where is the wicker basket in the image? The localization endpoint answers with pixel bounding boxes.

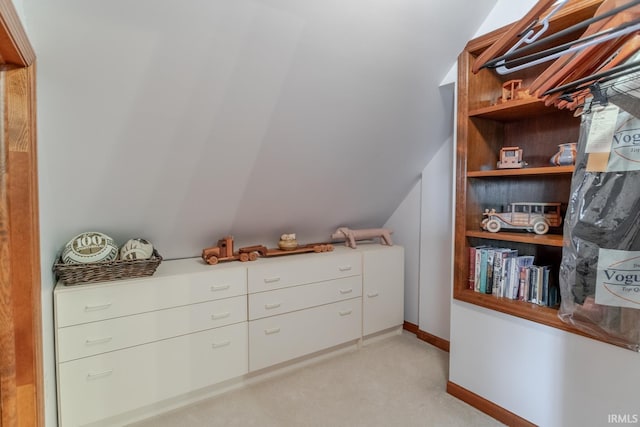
[53,250,163,285]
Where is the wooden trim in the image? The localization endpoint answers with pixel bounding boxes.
[403,322,451,352]
[7,64,42,427]
[446,381,536,427]
[0,67,17,427]
[416,329,450,353]
[402,321,419,334]
[0,0,34,66]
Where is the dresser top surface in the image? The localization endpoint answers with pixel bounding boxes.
[54,243,401,293]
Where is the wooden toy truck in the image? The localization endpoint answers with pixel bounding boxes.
[202,236,333,265]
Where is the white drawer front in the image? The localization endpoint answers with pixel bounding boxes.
[57,295,247,362]
[248,252,361,293]
[249,276,361,320]
[58,322,248,427]
[249,298,361,371]
[363,245,405,336]
[55,267,246,327]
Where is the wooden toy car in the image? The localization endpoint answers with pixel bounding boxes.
[481,202,562,235]
[497,146,525,169]
[202,236,334,265]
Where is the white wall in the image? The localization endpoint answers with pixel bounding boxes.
[418,136,453,339]
[450,1,640,425]
[451,304,640,426]
[384,179,421,325]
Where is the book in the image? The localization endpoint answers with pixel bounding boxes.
[529,266,543,304]
[485,249,495,294]
[501,250,518,298]
[541,266,550,306]
[479,248,489,293]
[512,256,534,300]
[474,246,487,292]
[519,265,531,301]
[469,245,488,291]
[491,248,506,295]
[468,247,477,290]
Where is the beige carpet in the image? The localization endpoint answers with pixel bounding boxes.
[130,331,504,427]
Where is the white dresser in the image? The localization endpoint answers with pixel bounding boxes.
[54,244,404,426]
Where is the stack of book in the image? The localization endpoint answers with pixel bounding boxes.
[468,245,560,307]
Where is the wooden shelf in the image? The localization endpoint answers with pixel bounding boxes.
[454,288,560,326]
[467,165,574,178]
[465,230,564,247]
[453,288,627,348]
[469,98,558,121]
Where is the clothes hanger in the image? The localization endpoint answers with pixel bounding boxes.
[531,1,640,96]
[482,0,640,71]
[495,19,640,75]
[527,0,634,94]
[471,0,558,74]
[542,58,640,96]
[541,32,637,106]
[552,35,640,109]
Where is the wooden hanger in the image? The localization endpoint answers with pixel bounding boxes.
[541,32,637,106]
[477,0,640,77]
[471,0,558,74]
[530,0,640,96]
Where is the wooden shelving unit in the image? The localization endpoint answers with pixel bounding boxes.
[453,0,606,336]
[467,165,573,178]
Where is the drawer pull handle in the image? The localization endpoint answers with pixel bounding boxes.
[264,277,281,284]
[339,288,353,294]
[264,303,281,310]
[211,312,231,320]
[339,310,353,316]
[85,337,113,346]
[84,303,112,312]
[338,265,352,272]
[86,370,113,380]
[212,340,231,349]
[264,327,281,335]
[211,284,230,292]
[367,292,380,298]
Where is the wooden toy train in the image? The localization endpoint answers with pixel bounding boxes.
[202,236,333,265]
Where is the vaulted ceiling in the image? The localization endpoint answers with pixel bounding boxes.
[25,0,497,259]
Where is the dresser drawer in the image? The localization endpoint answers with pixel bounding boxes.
[248,252,361,293]
[55,266,246,327]
[57,322,248,427]
[57,295,247,362]
[249,298,361,371]
[248,276,361,320]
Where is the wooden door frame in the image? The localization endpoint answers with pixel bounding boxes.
[0,1,40,426]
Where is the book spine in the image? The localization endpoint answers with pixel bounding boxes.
[468,247,477,290]
[474,248,483,292]
[479,249,488,293]
[485,249,495,294]
[529,266,539,304]
[492,250,503,295]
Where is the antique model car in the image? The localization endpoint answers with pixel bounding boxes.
[481,202,562,235]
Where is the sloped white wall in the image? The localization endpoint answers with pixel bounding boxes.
[24,0,498,424]
[450,1,640,425]
[29,0,495,263]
